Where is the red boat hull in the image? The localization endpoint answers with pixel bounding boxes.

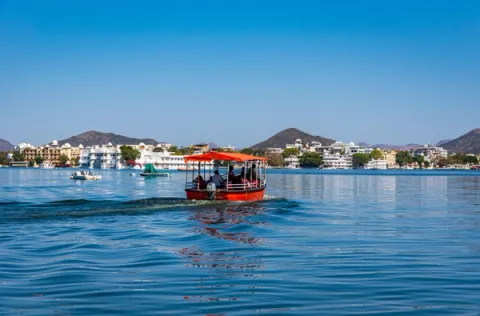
[185,188,265,201]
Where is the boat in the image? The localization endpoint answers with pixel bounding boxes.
[140,163,172,177]
[39,162,55,169]
[70,171,102,180]
[184,151,267,201]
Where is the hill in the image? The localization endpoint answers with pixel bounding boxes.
[436,139,452,146]
[58,131,160,147]
[0,138,14,151]
[441,128,480,154]
[250,128,335,150]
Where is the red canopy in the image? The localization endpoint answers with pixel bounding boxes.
[184,151,268,163]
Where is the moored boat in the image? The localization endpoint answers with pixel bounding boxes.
[184,151,267,201]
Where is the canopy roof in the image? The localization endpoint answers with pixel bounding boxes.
[184,151,268,163]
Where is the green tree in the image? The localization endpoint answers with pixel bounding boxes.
[59,154,69,165]
[299,152,323,168]
[73,157,80,166]
[12,151,24,162]
[240,148,254,155]
[396,151,413,166]
[169,145,178,152]
[35,156,44,165]
[370,149,383,160]
[424,161,431,168]
[28,160,35,167]
[0,152,9,165]
[464,155,479,165]
[352,153,370,168]
[265,153,284,167]
[120,145,141,161]
[283,148,300,158]
[413,155,425,167]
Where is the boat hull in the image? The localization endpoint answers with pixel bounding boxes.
[185,188,265,201]
[140,173,171,177]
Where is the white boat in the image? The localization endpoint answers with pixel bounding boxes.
[39,162,55,169]
[70,171,102,180]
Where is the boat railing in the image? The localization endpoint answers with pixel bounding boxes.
[186,178,266,190]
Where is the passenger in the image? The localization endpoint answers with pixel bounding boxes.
[211,170,225,188]
[246,164,257,181]
[228,166,236,183]
[197,175,207,189]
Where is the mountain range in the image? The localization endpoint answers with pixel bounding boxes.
[0,138,14,151]
[250,128,335,150]
[58,131,161,147]
[441,129,480,154]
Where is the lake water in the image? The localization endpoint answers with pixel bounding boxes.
[1,168,480,315]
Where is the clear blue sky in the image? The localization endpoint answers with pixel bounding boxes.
[1,0,479,147]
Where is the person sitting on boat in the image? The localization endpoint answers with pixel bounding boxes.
[211,170,225,188]
[196,175,207,189]
[228,165,237,184]
[247,164,257,181]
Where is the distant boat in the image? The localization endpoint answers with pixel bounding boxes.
[140,163,172,177]
[39,162,55,169]
[70,171,102,180]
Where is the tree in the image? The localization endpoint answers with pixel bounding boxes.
[12,151,24,162]
[240,148,254,155]
[283,148,299,158]
[299,152,322,168]
[59,154,69,165]
[424,161,430,168]
[0,152,9,165]
[413,155,425,167]
[28,160,35,167]
[169,146,178,152]
[35,156,44,165]
[73,157,80,166]
[352,153,370,168]
[265,153,284,167]
[464,155,479,165]
[396,151,413,166]
[370,149,383,160]
[120,145,141,161]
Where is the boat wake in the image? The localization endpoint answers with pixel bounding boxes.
[0,196,297,223]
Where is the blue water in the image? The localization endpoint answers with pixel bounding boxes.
[1,168,480,315]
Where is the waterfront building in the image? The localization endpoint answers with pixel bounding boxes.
[414,144,448,162]
[284,155,300,168]
[21,140,81,164]
[79,143,123,169]
[286,139,303,150]
[322,151,352,169]
[364,159,388,170]
[383,150,397,168]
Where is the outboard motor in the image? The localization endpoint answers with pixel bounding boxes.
[206,182,216,200]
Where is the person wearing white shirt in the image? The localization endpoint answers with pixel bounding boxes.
[211,170,225,188]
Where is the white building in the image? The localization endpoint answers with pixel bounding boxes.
[364,159,388,170]
[79,143,214,170]
[284,155,300,168]
[79,143,123,169]
[322,151,352,169]
[266,148,283,154]
[414,144,448,162]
